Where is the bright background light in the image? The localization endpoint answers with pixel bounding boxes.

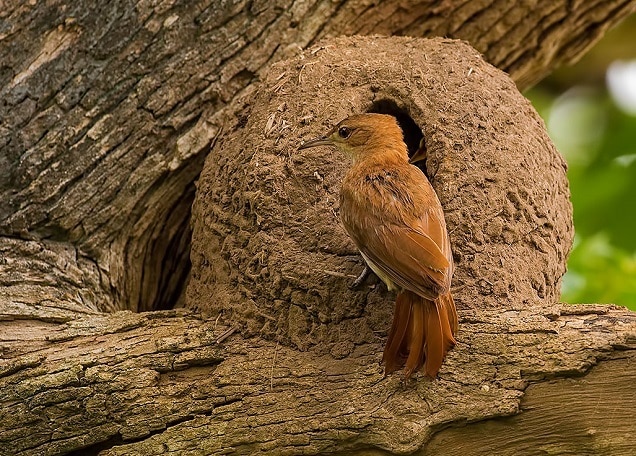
[526,15,636,309]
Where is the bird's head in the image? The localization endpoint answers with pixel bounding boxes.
[298,113,407,162]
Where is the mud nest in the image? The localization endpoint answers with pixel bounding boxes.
[186,36,573,356]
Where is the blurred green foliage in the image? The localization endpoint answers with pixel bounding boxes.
[525,15,636,310]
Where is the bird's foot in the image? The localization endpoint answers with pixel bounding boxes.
[349,265,371,289]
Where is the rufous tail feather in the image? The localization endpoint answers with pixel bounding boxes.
[382,292,412,374]
[383,290,457,379]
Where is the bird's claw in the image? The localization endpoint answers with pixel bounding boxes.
[349,264,371,289]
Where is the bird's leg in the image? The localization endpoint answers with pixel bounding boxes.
[349,264,371,289]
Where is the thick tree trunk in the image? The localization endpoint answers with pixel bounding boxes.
[1,0,634,315]
[1,1,636,455]
[1,306,634,455]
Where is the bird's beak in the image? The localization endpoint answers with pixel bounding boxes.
[409,138,427,164]
[409,149,427,164]
[298,137,332,150]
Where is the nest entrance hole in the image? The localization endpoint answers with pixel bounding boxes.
[367,99,425,160]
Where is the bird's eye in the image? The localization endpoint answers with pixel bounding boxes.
[338,127,351,139]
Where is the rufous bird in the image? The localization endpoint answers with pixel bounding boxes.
[299,113,457,378]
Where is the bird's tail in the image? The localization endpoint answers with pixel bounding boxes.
[383,290,457,378]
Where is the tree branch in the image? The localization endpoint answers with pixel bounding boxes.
[1,2,635,454]
[1,306,633,455]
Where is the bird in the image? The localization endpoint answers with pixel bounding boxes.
[298,113,457,379]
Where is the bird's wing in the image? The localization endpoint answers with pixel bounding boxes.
[345,205,451,300]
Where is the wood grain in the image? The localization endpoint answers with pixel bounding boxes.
[1,1,635,454]
[0,306,633,455]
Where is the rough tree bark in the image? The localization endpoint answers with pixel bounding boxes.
[2,306,634,455]
[1,1,635,455]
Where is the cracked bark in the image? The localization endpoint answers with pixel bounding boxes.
[1,307,634,455]
[1,1,636,455]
